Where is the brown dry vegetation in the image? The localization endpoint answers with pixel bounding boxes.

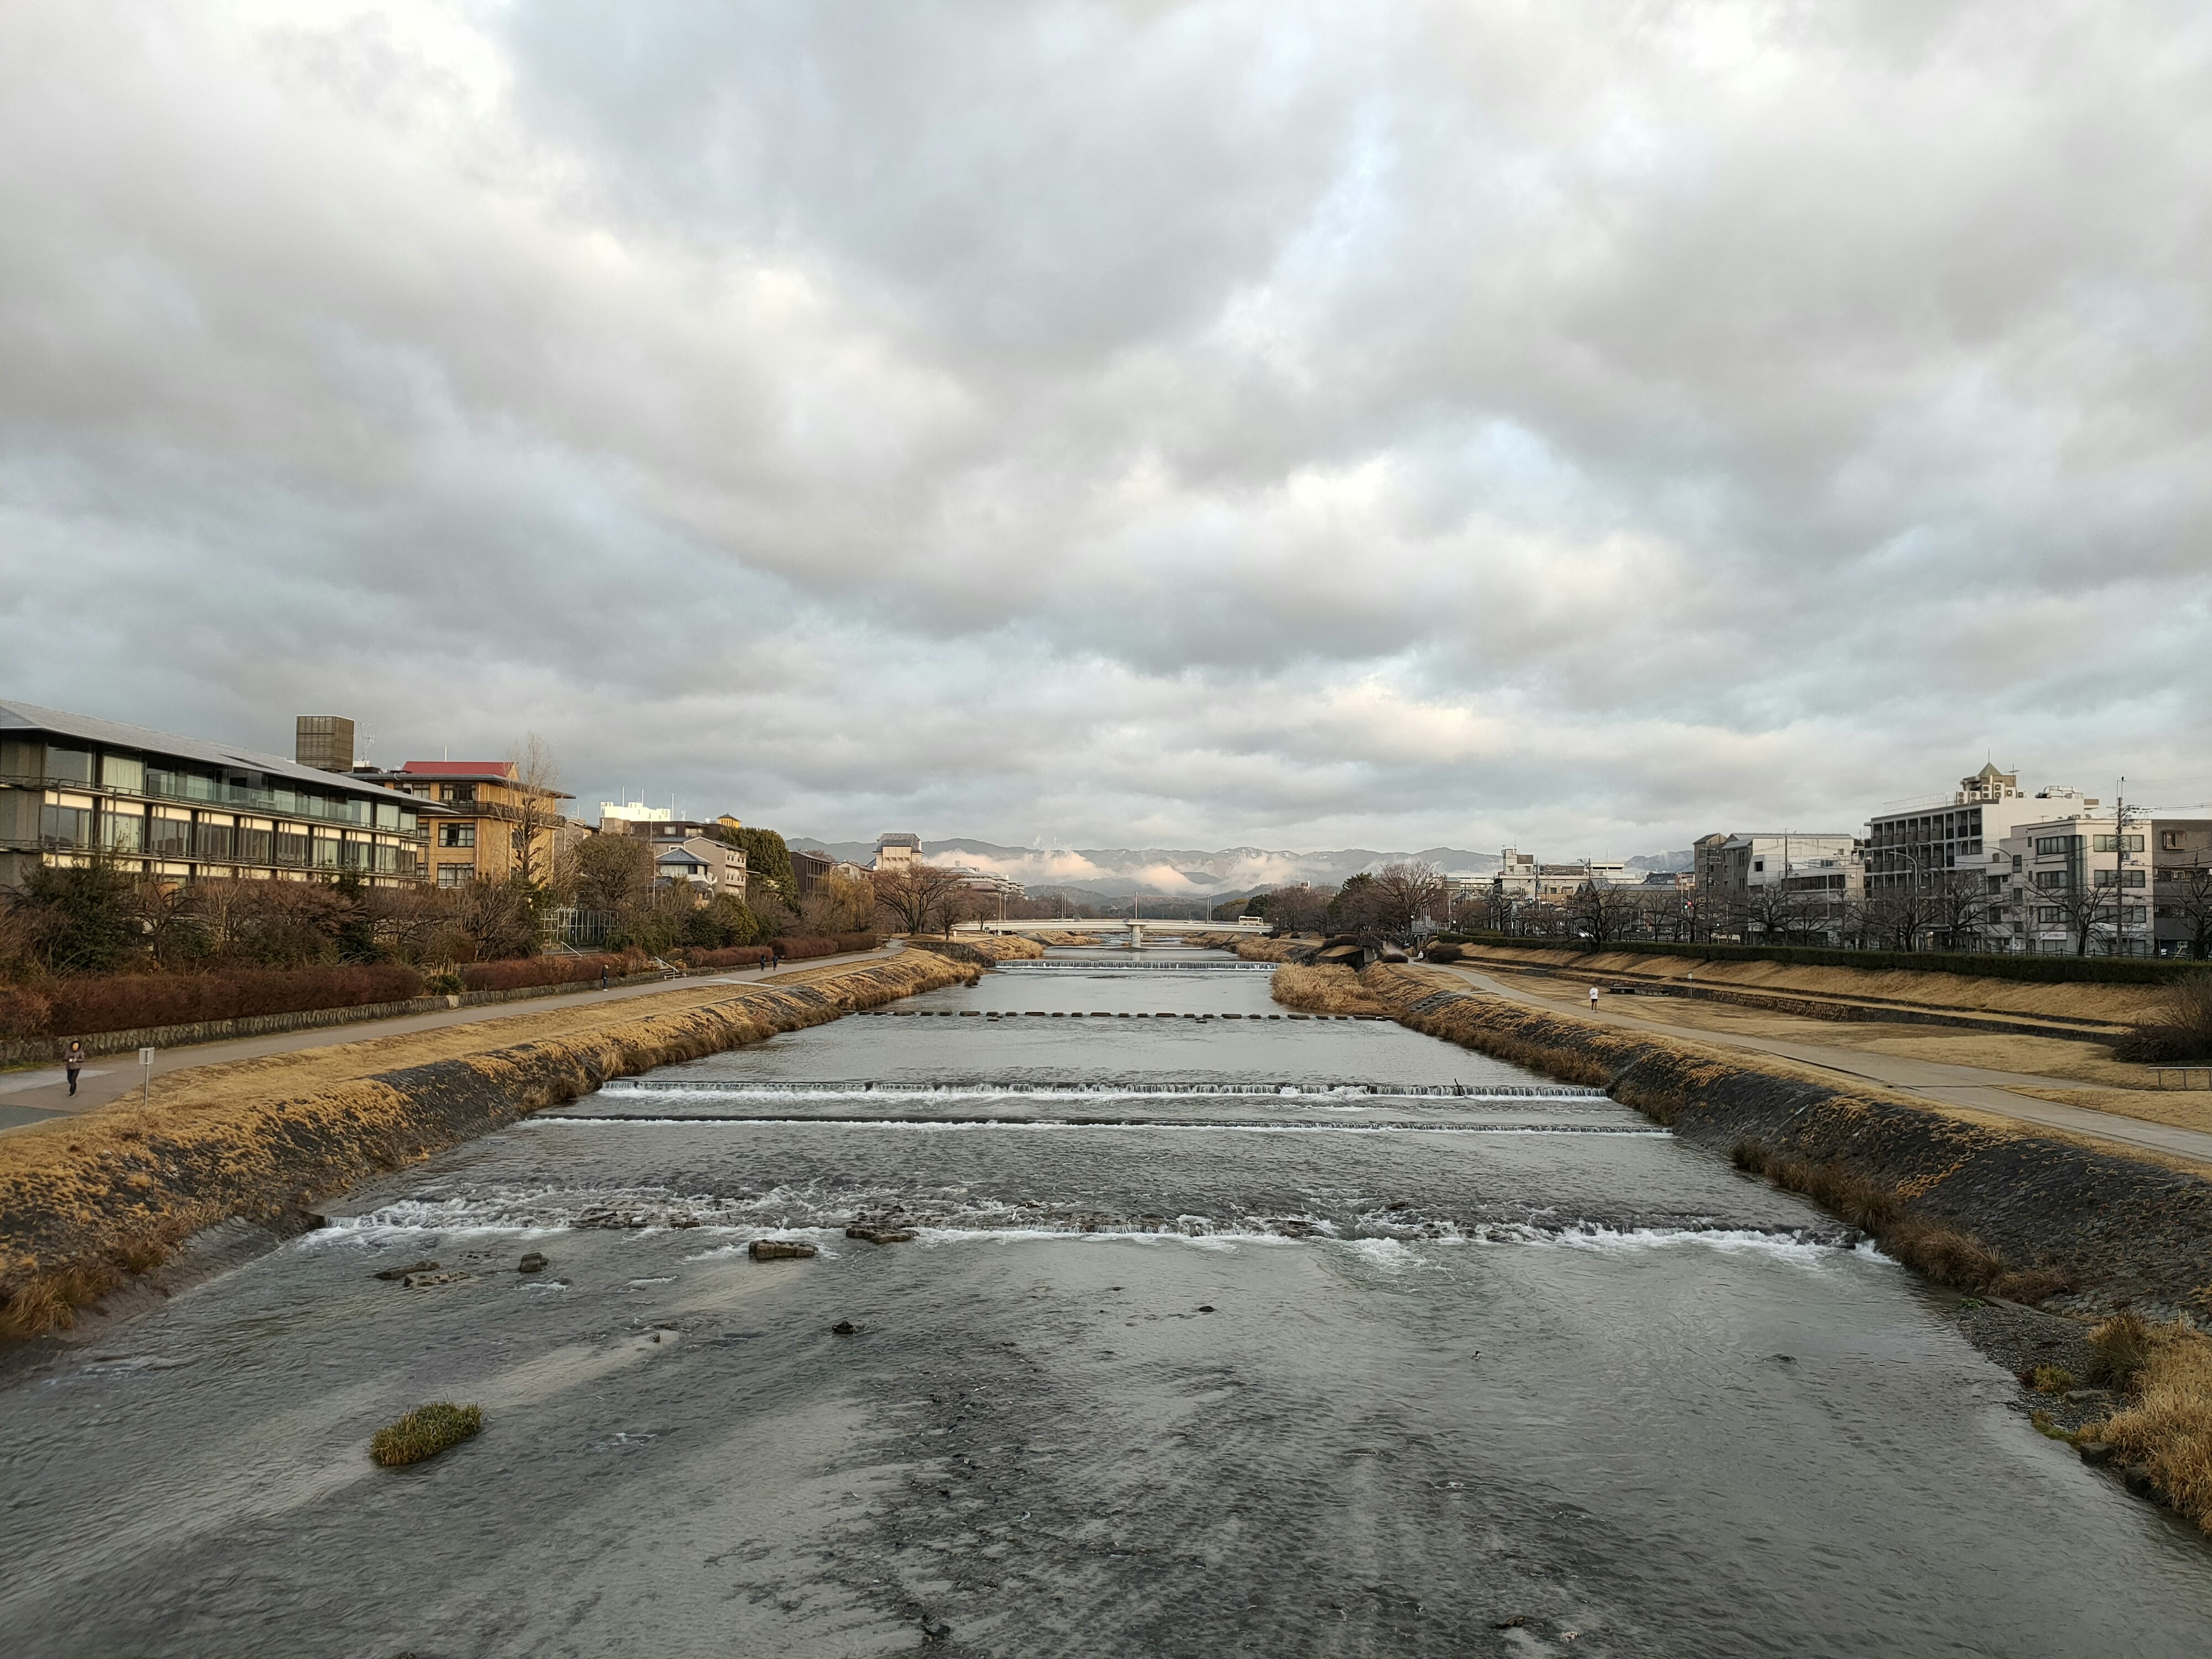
[0,952,976,1342]
[370,1402,483,1467]
[1449,942,2162,1025]
[2084,1318,2212,1535]
[1270,964,1390,1018]
[1233,936,1307,963]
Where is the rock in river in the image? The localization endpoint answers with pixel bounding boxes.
[749,1240,817,1261]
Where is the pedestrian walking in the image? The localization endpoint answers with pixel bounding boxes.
[65,1039,84,1096]
[1589,986,1600,1012]
[600,965,609,991]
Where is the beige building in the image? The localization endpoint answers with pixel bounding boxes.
[363,760,573,889]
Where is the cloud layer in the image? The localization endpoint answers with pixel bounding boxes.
[5,1,2209,855]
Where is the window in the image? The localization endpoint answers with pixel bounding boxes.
[2011,854,2023,871]
[236,825,274,865]
[1752,859,1764,873]
[2036,906,2065,923]
[100,753,144,793]
[2092,869,2146,888]
[438,823,476,848]
[2033,835,2078,857]
[440,782,477,805]
[376,802,402,830]
[436,863,474,888]
[2122,907,2148,925]
[2032,871,2070,890]
[149,813,191,857]
[2093,835,2145,853]
[312,835,340,868]
[194,820,233,861]
[2163,831,2185,851]
[275,827,310,866]
[40,803,92,847]
[100,808,143,854]
[44,748,93,785]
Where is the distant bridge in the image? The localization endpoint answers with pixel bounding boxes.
[955,915,1268,943]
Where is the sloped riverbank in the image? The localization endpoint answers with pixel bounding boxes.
[0,952,977,1341]
[1363,964,2212,1319]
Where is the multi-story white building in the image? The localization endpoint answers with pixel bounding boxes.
[1993,808,2212,956]
[1865,765,2066,895]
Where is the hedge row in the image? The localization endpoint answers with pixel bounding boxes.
[0,963,427,1040]
[1437,932,2207,986]
[669,946,771,969]
[458,953,640,993]
[772,933,877,961]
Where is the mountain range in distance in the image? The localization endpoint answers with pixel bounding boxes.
[785,837,1694,901]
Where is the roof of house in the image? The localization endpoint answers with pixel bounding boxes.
[0,698,431,809]
[365,760,574,799]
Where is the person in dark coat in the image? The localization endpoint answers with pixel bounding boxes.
[65,1040,85,1096]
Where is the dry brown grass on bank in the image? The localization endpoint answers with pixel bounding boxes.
[949,933,1048,962]
[1234,937,1306,963]
[0,952,976,1343]
[1448,941,2163,1025]
[1025,930,1097,948]
[1271,965,1390,1018]
[2114,975,2212,1065]
[2084,1319,2212,1534]
[1727,1135,2069,1301]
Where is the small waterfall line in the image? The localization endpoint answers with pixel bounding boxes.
[599,1078,1612,1100]
[993,961,1280,972]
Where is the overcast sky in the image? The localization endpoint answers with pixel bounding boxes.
[4,2,2209,857]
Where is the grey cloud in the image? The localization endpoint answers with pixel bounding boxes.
[3,0,2210,857]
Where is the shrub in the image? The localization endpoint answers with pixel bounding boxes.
[669,946,770,969]
[1271,964,1390,1017]
[1422,942,1465,963]
[2,963,426,1040]
[459,953,638,993]
[768,934,876,961]
[370,1402,483,1467]
[424,972,464,996]
[2112,974,2212,1063]
[2029,1365,2076,1392]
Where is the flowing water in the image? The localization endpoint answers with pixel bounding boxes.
[4,945,2209,1657]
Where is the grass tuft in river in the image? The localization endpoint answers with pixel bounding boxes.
[370,1402,483,1467]
[2081,1319,2212,1535]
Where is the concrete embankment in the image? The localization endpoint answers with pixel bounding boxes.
[0,952,978,1340]
[1364,964,2212,1318]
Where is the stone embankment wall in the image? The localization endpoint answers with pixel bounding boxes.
[0,952,978,1339]
[1364,965,2212,1317]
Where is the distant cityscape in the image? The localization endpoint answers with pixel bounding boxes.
[4,698,2207,959]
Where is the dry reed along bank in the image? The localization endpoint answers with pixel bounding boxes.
[1270,964,1391,1018]
[1360,964,2212,1320]
[0,952,977,1342]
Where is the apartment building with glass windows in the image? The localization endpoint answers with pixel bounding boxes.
[1994,810,2212,956]
[0,699,432,891]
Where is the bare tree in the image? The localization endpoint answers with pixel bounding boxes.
[1569,879,1639,948]
[2036,869,2119,957]
[1259,882,1334,934]
[504,733,564,889]
[872,863,974,935]
[802,870,878,935]
[1367,861,1446,940]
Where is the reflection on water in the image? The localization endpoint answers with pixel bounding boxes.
[3,946,2209,1658]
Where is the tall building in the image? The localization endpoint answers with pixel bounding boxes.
[1,699,431,890]
[294,715,356,772]
[1995,808,2212,957]
[1865,764,2071,894]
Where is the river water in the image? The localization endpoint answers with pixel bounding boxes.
[4,946,2209,1657]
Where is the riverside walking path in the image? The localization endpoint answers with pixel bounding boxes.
[0,946,903,1132]
[1442,963,2212,1168]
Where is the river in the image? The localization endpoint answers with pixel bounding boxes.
[3,944,2209,1656]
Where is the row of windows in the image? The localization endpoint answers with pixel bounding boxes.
[7,743,417,830]
[37,804,414,873]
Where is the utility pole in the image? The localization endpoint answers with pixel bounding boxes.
[2114,780,2135,959]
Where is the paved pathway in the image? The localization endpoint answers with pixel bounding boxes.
[1443,965,2212,1166]
[0,948,900,1133]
